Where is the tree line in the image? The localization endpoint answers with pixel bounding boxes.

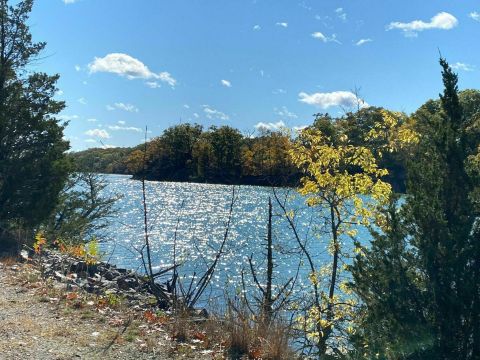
[71,106,412,191]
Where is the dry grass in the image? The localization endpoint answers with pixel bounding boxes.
[0,255,19,266]
[223,305,295,360]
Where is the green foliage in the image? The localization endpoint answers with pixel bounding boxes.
[349,59,480,360]
[402,58,480,359]
[41,173,118,245]
[68,147,132,174]
[349,197,434,359]
[0,0,70,249]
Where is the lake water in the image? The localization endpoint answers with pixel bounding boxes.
[99,174,370,308]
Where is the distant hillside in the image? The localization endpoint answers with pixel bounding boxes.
[68,147,134,175]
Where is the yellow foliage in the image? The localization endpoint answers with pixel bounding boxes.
[366,110,419,154]
[290,128,392,229]
[33,231,47,254]
[55,238,99,265]
[289,127,391,352]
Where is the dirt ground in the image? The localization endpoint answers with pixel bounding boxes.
[0,260,216,360]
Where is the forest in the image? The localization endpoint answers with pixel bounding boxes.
[70,106,412,192]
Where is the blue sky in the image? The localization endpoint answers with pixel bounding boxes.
[29,0,480,150]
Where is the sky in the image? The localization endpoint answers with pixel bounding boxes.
[28,0,480,150]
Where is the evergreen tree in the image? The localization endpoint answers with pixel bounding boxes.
[350,197,433,359]
[404,58,480,359]
[350,59,480,359]
[0,0,70,249]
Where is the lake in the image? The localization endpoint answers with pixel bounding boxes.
[99,174,370,308]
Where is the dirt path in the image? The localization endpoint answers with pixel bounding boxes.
[0,261,214,360]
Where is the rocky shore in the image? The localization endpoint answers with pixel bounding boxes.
[0,253,220,359]
[33,250,167,310]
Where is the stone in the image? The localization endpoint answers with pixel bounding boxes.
[117,276,139,290]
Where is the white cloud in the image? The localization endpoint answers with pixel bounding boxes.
[203,105,229,120]
[272,88,286,95]
[88,53,176,86]
[311,32,341,44]
[451,62,475,72]
[57,114,79,121]
[62,0,77,4]
[274,106,297,119]
[335,8,347,21]
[254,121,286,132]
[356,38,373,46]
[253,25,261,31]
[298,91,368,109]
[146,81,161,88]
[276,22,288,28]
[221,79,232,87]
[85,129,110,139]
[387,12,458,37]
[469,12,480,22]
[107,102,139,112]
[193,113,200,118]
[55,90,64,97]
[87,118,97,122]
[85,139,97,143]
[78,97,87,105]
[75,65,81,71]
[183,104,190,109]
[108,125,142,132]
[293,125,308,132]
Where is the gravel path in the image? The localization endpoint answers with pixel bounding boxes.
[0,261,214,360]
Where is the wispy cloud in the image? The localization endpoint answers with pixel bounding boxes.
[293,125,308,132]
[253,24,261,31]
[106,102,139,112]
[85,128,110,139]
[108,125,142,132]
[203,105,229,120]
[146,81,161,88]
[74,65,81,71]
[88,53,176,87]
[469,12,480,22]
[451,62,475,72]
[272,88,286,95]
[276,22,288,28]
[311,32,341,44]
[274,106,297,119]
[298,91,368,109]
[335,7,347,22]
[77,97,87,105]
[87,118,97,122]
[58,114,79,121]
[387,12,458,37]
[221,79,232,88]
[62,0,77,4]
[254,120,286,132]
[356,38,373,46]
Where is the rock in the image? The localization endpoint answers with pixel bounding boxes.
[194,308,209,318]
[20,250,29,261]
[70,261,87,273]
[117,276,138,290]
[103,270,119,281]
